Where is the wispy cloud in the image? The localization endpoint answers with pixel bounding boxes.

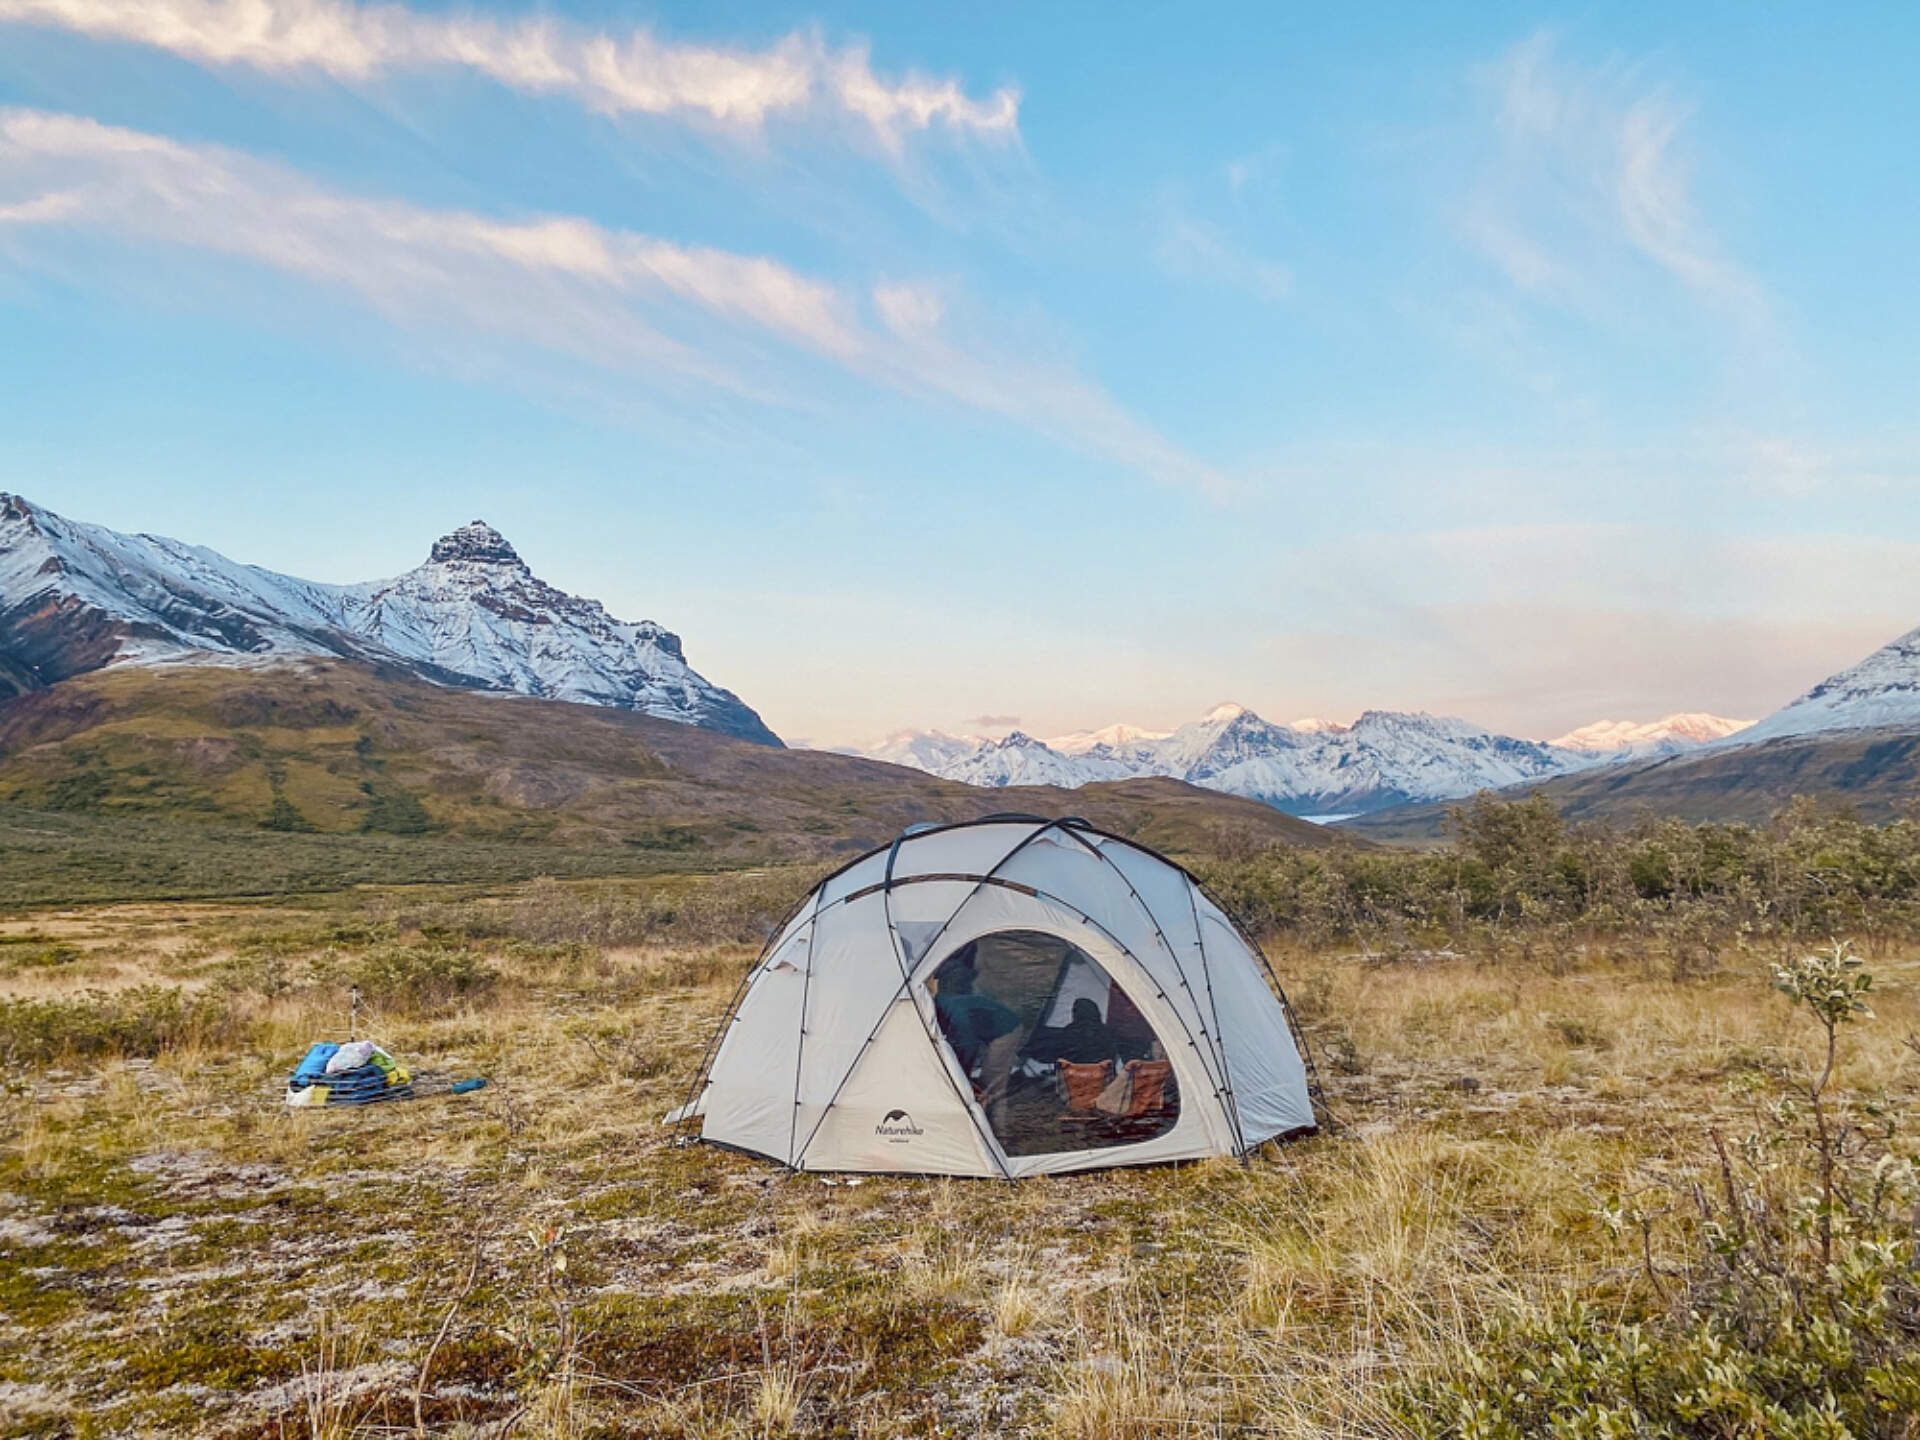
[868,276,1233,497]
[1156,212,1292,302]
[0,0,1020,152]
[0,108,1217,493]
[1465,31,1770,334]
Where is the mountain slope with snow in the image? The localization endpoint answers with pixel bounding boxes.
[945,731,1138,788]
[0,494,778,744]
[1729,626,1920,746]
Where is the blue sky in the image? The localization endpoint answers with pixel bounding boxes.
[2,1,1916,746]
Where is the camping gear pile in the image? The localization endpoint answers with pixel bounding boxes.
[286,1039,415,1107]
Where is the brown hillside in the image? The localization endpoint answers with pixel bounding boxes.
[0,659,1339,862]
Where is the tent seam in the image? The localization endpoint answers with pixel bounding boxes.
[784,886,827,1168]
[1055,827,1239,1121]
[1184,882,1252,1161]
[790,822,1061,1175]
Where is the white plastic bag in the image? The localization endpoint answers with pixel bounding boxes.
[325,1040,376,1074]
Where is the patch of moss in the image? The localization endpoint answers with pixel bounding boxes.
[0,1250,87,1329]
[116,1328,297,1392]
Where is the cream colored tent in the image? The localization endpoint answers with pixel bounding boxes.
[671,816,1316,1178]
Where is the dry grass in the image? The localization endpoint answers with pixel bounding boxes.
[1,879,1917,1436]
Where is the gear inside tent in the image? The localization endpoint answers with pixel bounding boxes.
[671,816,1318,1178]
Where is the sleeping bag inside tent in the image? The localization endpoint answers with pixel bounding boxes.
[671,816,1316,1178]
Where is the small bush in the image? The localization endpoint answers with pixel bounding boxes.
[358,781,432,835]
[1390,943,1920,1438]
[1547,1015,1611,1050]
[0,986,241,1064]
[0,935,81,969]
[259,795,316,832]
[331,943,497,1010]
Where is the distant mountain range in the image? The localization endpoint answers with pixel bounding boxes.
[0,494,778,744]
[845,704,1754,818]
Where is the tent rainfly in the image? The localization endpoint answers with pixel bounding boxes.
[670,816,1317,1178]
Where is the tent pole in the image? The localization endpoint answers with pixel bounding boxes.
[1181,878,1252,1162]
[1057,827,1244,1152]
[672,896,802,1148]
[785,889,827,1169]
[789,822,1072,1175]
[1192,875,1333,1134]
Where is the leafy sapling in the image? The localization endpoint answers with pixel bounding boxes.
[1772,940,1875,1269]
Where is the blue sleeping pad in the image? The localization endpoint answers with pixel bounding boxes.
[290,1043,340,1087]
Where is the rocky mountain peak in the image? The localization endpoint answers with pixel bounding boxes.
[0,495,780,743]
[428,520,522,568]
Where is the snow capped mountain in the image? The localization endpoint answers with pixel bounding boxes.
[1044,722,1172,755]
[1730,626,1920,746]
[851,702,1595,816]
[1550,713,1754,756]
[858,729,994,772]
[0,495,779,744]
[946,731,1137,788]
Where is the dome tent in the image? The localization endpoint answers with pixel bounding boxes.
[671,816,1317,1178]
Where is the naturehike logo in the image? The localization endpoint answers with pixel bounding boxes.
[874,1108,924,1141]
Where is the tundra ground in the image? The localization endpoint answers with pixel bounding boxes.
[2,874,1916,1437]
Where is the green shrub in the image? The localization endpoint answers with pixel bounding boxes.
[259,795,316,832]
[1196,797,1920,951]
[335,942,497,1010]
[0,986,240,1064]
[1405,1285,1920,1439]
[1390,944,1920,1438]
[358,781,432,835]
[0,935,81,969]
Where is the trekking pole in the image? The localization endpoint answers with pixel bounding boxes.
[350,986,361,1042]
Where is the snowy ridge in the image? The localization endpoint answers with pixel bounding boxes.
[0,495,779,744]
[1550,713,1753,757]
[1045,722,1173,756]
[1730,625,1920,747]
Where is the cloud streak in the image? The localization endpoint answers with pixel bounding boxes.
[0,108,1217,493]
[0,0,1020,152]
[1466,31,1770,334]
[1156,212,1292,303]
